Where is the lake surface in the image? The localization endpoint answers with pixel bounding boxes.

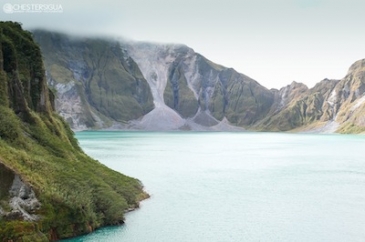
[64,132,365,242]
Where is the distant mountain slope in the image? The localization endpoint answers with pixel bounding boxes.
[33,30,274,131]
[255,80,339,131]
[125,42,274,130]
[255,59,365,133]
[33,30,153,130]
[32,30,365,133]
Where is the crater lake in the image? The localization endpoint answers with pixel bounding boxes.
[64,132,365,242]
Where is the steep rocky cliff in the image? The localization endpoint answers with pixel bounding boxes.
[325,59,365,133]
[33,30,153,130]
[0,21,147,241]
[33,30,274,131]
[32,30,365,133]
[126,43,274,130]
[255,80,339,131]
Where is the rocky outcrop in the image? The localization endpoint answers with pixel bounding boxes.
[8,175,41,221]
[327,59,365,133]
[0,164,41,222]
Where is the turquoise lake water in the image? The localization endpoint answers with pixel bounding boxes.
[64,132,365,242]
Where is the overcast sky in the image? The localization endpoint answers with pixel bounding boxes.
[1,0,365,89]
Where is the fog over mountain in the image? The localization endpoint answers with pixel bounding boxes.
[2,0,365,89]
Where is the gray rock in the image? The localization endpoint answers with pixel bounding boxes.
[8,175,41,221]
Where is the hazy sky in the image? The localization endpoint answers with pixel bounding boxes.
[1,0,365,89]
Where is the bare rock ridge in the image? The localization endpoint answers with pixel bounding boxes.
[33,30,365,133]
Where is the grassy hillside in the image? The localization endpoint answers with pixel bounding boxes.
[0,21,147,241]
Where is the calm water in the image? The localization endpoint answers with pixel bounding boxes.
[64,132,365,242]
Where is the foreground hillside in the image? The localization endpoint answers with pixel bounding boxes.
[33,30,365,133]
[0,21,147,241]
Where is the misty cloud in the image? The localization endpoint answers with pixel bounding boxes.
[1,0,365,88]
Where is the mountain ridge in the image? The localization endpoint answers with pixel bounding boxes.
[32,29,365,133]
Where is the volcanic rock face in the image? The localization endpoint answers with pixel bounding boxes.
[33,30,365,133]
[34,31,272,131]
[126,42,274,130]
[33,30,154,130]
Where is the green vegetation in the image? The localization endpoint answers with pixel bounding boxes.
[0,21,147,241]
[207,67,274,126]
[337,122,365,134]
[164,66,199,118]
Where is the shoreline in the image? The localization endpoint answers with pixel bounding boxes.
[58,191,150,241]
